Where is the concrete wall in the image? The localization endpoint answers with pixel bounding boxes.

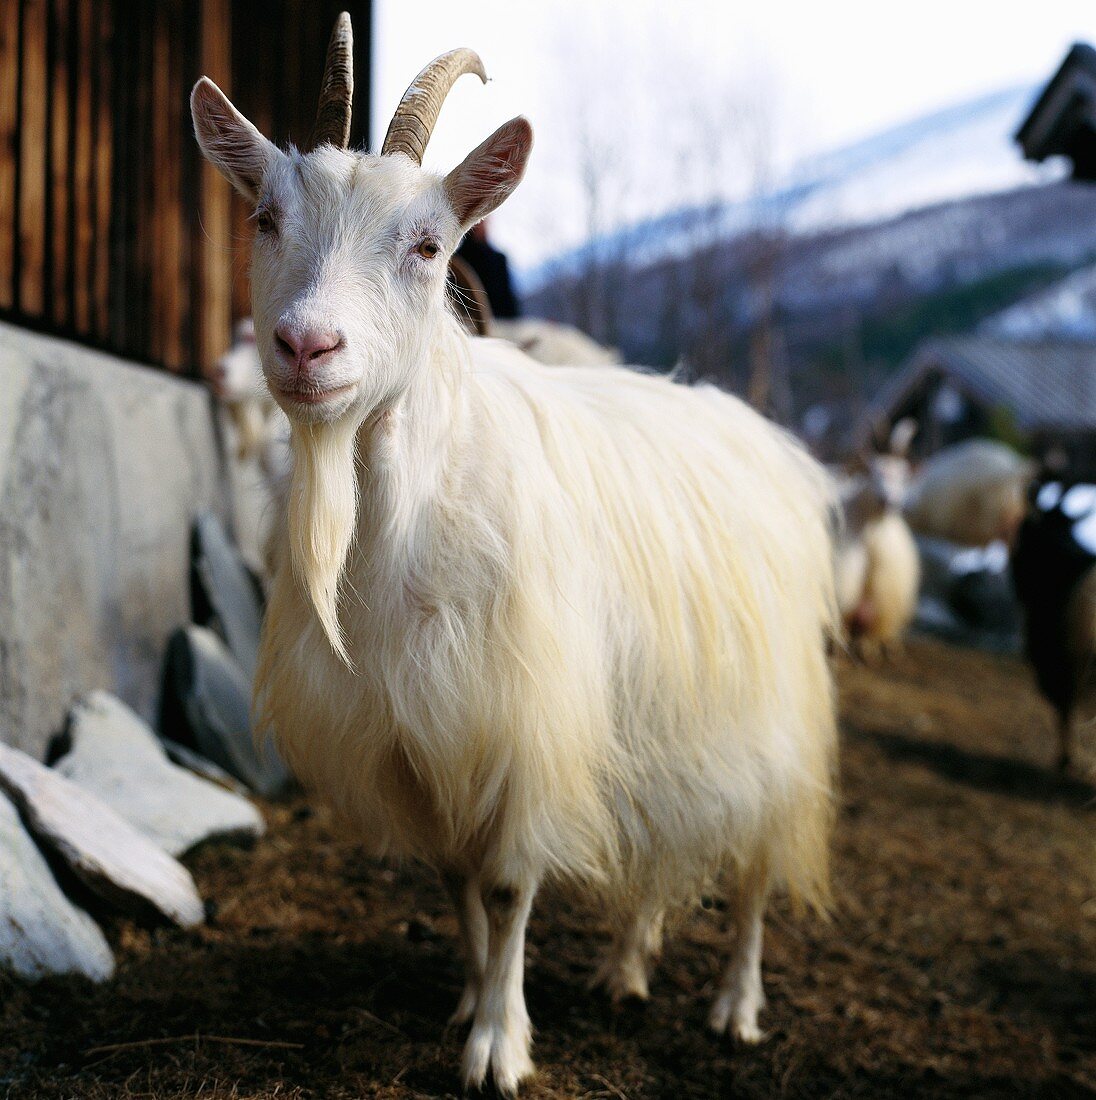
[0,322,231,759]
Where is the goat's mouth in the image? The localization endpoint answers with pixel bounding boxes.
[276,381,356,406]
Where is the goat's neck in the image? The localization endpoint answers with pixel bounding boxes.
[353,317,470,560]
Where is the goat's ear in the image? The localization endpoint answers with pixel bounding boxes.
[444,116,533,229]
[888,417,918,459]
[191,77,277,202]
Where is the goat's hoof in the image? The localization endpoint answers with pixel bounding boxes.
[588,957,649,1003]
[461,1021,534,1097]
[731,1019,767,1045]
[708,993,767,1045]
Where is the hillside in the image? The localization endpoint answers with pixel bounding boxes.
[521,85,1059,291]
[524,86,1095,425]
[530,181,1096,412]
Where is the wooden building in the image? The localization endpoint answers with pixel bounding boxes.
[1016,43,1096,181]
[0,0,373,377]
[858,336,1096,475]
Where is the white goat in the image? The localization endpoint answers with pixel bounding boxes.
[447,253,622,365]
[192,18,837,1094]
[494,316,622,365]
[210,318,291,488]
[904,439,1033,547]
[834,427,920,656]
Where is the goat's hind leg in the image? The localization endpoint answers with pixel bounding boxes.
[442,871,488,1026]
[589,901,664,1003]
[708,873,768,1044]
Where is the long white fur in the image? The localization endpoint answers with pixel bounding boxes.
[192,73,838,1097]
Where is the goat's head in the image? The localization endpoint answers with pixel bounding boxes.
[210,318,260,402]
[191,14,532,429]
[191,15,532,659]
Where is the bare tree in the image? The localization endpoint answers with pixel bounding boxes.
[538,26,793,406]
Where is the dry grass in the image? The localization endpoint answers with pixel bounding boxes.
[2,638,1094,1098]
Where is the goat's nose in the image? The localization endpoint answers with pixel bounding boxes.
[274,325,344,369]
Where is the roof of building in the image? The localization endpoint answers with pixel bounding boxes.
[866,336,1096,435]
[1015,43,1096,179]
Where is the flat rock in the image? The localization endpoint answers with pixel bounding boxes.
[0,742,204,927]
[160,625,289,797]
[55,691,264,857]
[0,789,114,983]
[192,512,264,679]
[160,737,250,796]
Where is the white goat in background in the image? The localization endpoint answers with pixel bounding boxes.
[904,438,1033,548]
[209,317,291,488]
[192,16,838,1094]
[447,253,622,365]
[834,422,920,657]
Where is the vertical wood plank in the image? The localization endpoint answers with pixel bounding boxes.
[179,0,199,368]
[107,0,130,349]
[18,0,48,318]
[169,0,197,374]
[92,0,111,340]
[352,0,370,151]
[161,0,183,369]
[227,0,266,323]
[196,0,231,375]
[48,0,70,327]
[71,0,93,333]
[0,0,19,310]
[149,1,168,365]
[127,0,151,360]
[283,0,301,147]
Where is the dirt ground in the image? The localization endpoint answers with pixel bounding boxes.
[2,637,1094,1099]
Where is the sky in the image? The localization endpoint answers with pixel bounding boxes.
[371,1,1096,271]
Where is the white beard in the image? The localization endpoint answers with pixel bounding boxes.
[286,418,360,666]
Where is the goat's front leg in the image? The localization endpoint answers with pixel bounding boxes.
[461,878,536,1096]
[441,871,488,1026]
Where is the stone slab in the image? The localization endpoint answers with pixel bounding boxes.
[160,625,289,797]
[0,321,232,761]
[160,738,250,796]
[0,742,204,927]
[192,512,264,679]
[56,691,264,856]
[0,789,114,983]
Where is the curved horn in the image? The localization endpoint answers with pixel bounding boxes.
[447,255,493,336]
[309,12,354,150]
[381,49,487,164]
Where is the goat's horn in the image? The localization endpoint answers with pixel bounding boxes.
[309,12,354,150]
[447,255,493,336]
[381,49,487,164]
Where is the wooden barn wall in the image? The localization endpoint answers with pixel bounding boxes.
[0,0,372,376]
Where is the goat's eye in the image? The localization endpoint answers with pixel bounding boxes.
[414,238,439,260]
[256,210,276,234]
